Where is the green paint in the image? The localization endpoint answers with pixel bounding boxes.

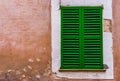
[60,6,103,70]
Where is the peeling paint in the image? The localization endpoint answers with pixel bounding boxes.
[36,58,41,62]
[22,75,25,78]
[28,58,34,63]
[35,75,41,79]
[27,65,32,70]
[103,19,112,32]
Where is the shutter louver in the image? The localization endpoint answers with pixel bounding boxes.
[61,8,81,69]
[61,7,103,70]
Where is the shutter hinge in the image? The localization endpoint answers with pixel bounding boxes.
[59,0,61,10]
[104,64,109,69]
[101,5,104,9]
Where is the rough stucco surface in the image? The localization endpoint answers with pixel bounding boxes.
[0,0,52,81]
[113,0,120,81]
[0,0,119,81]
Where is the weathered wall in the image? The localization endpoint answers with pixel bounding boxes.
[0,0,119,81]
[0,0,51,81]
[113,0,120,81]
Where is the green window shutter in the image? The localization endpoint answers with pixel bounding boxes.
[61,7,103,70]
[61,7,81,69]
[83,7,103,69]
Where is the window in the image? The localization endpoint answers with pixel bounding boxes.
[52,0,113,78]
[60,6,103,70]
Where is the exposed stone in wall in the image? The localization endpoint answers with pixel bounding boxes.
[103,19,112,32]
[0,59,52,81]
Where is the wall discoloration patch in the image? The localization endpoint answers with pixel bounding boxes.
[103,19,112,32]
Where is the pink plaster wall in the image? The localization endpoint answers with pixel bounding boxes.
[0,0,119,81]
[0,0,51,75]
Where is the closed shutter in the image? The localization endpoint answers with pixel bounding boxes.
[61,7,81,69]
[83,7,103,69]
[61,7,103,70]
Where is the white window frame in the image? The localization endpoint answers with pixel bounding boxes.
[51,0,113,79]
